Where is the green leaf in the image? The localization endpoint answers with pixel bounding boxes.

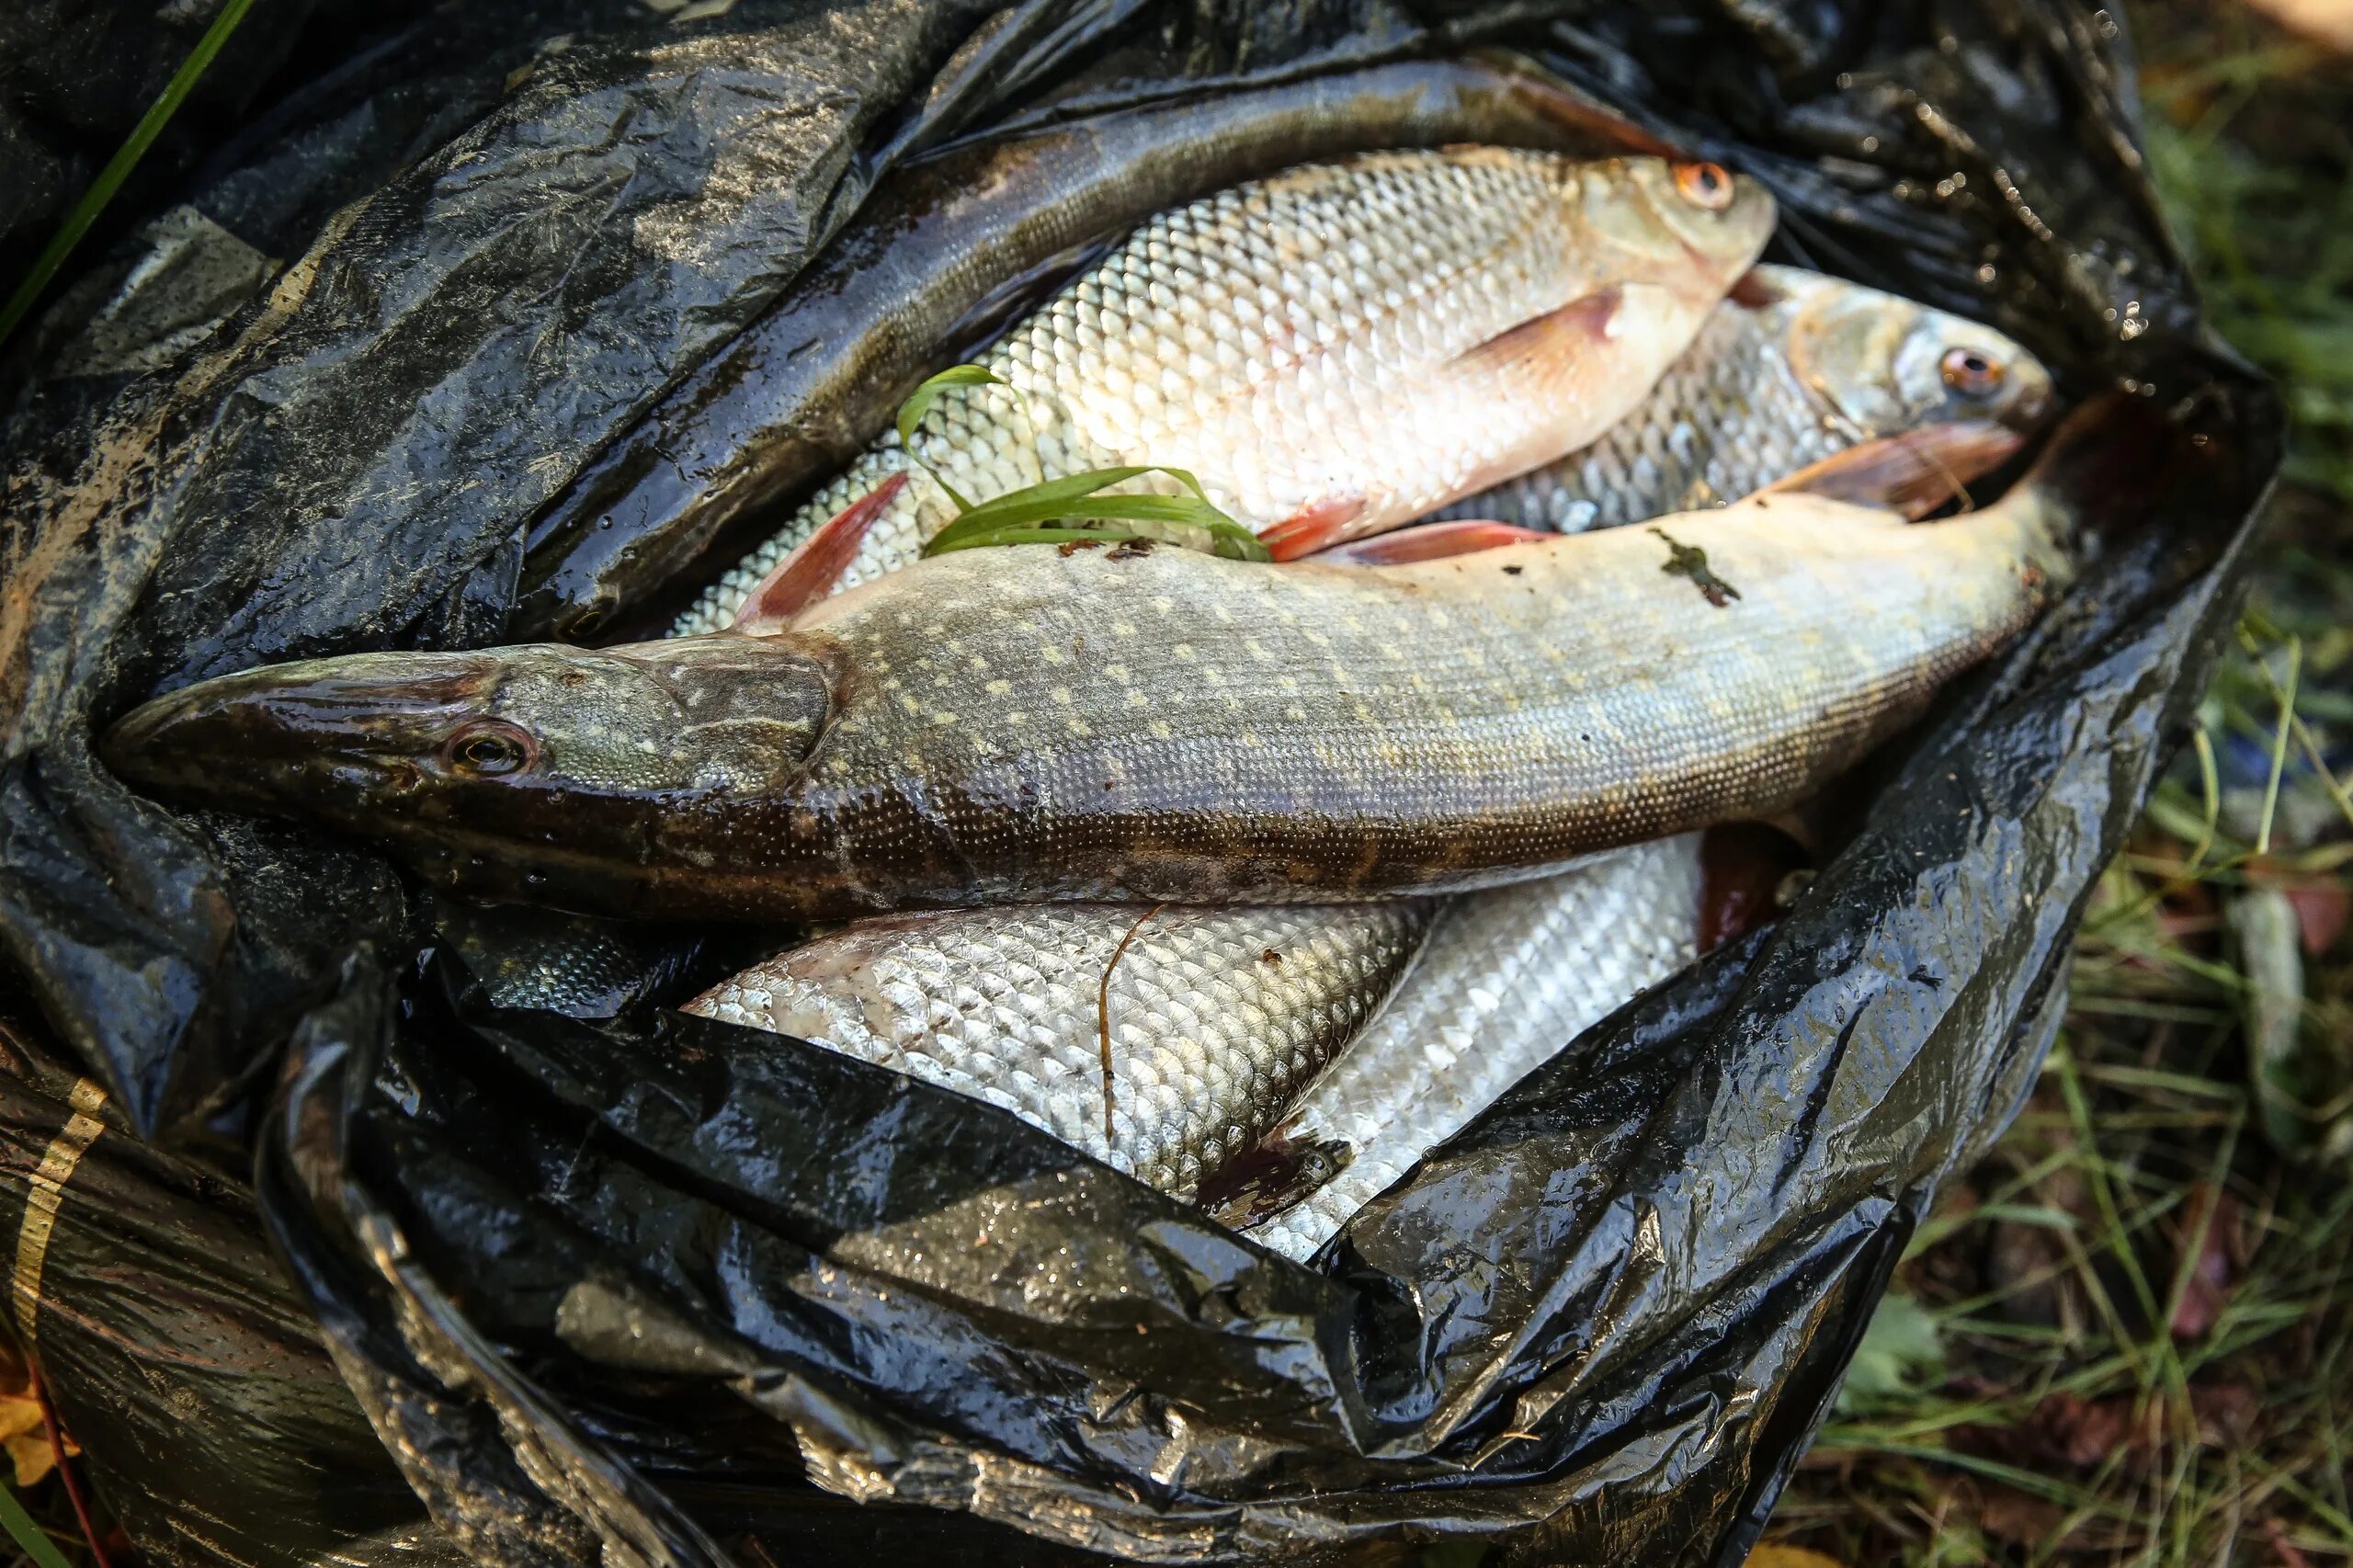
[920,466,1271,562]
[0,0,259,349]
[895,363,1006,451]
[926,526,1147,554]
[0,1474,76,1568]
[1836,1289,1946,1415]
[892,369,1273,563]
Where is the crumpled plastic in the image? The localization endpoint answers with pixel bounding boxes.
[0,1006,452,1567]
[0,0,2283,1562]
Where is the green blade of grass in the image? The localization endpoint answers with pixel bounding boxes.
[2254,634,2302,856]
[0,1476,76,1568]
[0,0,259,349]
[896,364,1006,452]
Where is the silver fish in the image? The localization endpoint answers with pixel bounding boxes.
[671,147,1771,634]
[682,901,1433,1200]
[1439,263,2054,533]
[1218,835,1702,1260]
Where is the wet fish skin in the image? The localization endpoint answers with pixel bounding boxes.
[1214,836,1702,1261]
[1441,264,2053,533]
[101,470,2076,924]
[512,59,1675,640]
[670,147,1774,634]
[684,901,1433,1200]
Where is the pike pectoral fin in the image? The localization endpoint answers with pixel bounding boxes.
[727,472,910,635]
[1257,493,1370,561]
[1313,518,1553,565]
[1759,421,2022,519]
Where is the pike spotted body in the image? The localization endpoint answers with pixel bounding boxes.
[102,475,2078,923]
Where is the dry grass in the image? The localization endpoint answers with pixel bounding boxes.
[1760,5,2353,1562]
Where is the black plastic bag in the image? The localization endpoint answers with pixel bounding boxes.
[0,1007,453,1567]
[0,0,2283,1561]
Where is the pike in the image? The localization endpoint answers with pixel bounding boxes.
[99,417,2114,925]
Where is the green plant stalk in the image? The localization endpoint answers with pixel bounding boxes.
[0,1477,77,1568]
[0,0,259,349]
[894,365,1272,562]
[2255,636,2302,857]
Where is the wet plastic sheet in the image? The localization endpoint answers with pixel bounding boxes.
[0,1010,450,1567]
[0,0,2284,1562]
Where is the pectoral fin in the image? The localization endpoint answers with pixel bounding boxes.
[727,472,909,635]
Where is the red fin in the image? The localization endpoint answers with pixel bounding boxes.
[727,472,908,635]
[1256,494,1370,561]
[1756,420,2023,519]
[1313,518,1553,565]
[1449,287,1623,376]
[1698,822,1812,952]
[1727,268,1788,310]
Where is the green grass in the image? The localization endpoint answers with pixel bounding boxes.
[0,0,256,351]
[1763,6,2353,1562]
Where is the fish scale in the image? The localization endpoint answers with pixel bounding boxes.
[1233,835,1703,1260]
[1437,265,2051,533]
[671,147,1770,634]
[684,901,1433,1199]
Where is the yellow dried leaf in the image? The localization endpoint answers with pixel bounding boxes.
[1744,1544,1847,1568]
[0,1393,43,1444]
[6,1430,56,1488]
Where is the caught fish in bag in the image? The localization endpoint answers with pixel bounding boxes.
[0,0,2282,1562]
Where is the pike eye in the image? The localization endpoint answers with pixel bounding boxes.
[1672,161,1734,210]
[445,721,535,776]
[1941,346,2006,397]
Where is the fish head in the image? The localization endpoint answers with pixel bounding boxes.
[103,637,833,886]
[1776,268,2058,438]
[1574,157,1778,309]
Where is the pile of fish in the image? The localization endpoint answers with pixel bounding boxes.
[104,146,2067,1260]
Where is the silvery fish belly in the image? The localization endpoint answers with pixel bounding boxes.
[1224,835,1703,1261]
[1440,264,2055,534]
[673,147,1773,633]
[682,901,1433,1200]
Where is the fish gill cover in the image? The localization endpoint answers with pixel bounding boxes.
[0,0,2281,1563]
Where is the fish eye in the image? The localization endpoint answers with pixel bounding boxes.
[1671,161,1735,211]
[1941,346,2006,397]
[444,720,535,777]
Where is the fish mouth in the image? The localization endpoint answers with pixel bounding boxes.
[100,653,496,817]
